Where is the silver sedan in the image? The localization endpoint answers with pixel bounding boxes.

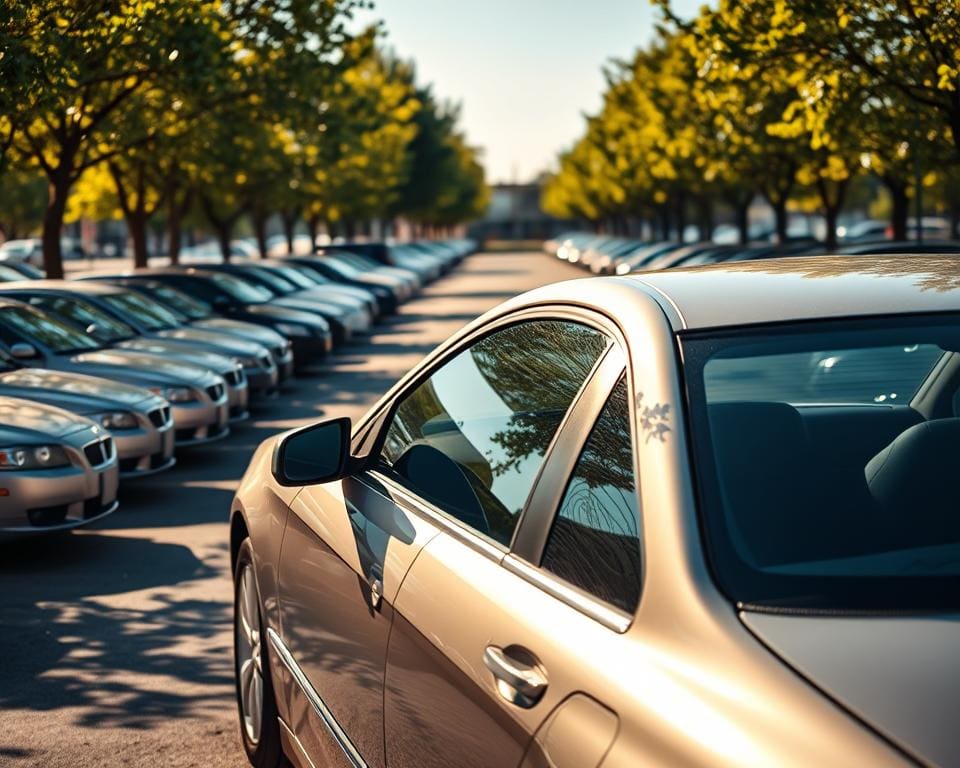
[0,397,119,536]
[0,299,231,446]
[0,357,175,478]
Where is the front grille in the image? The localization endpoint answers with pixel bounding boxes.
[224,370,242,386]
[206,383,224,401]
[148,406,170,428]
[83,437,113,467]
[27,504,69,527]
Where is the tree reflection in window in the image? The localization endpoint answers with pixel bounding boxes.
[381,321,608,545]
[542,377,642,613]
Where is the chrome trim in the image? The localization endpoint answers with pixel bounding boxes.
[266,628,367,768]
[368,470,506,563]
[502,554,631,633]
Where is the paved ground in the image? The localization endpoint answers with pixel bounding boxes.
[0,251,579,768]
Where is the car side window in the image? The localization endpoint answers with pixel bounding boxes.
[380,320,609,546]
[541,376,642,613]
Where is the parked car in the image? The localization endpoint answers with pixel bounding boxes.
[232,255,960,768]
[838,240,960,255]
[0,281,278,400]
[0,397,118,536]
[0,298,231,445]
[283,256,400,314]
[0,351,174,477]
[75,275,295,381]
[102,269,333,369]
[0,238,86,266]
[188,263,373,345]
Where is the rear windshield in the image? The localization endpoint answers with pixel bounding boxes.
[683,316,960,611]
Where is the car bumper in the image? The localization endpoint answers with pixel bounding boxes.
[226,380,250,422]
[246,364,280,396]
[291,334,333,366]
[116,423,176,478]
[0,458,120,535]
[171,399,231,445]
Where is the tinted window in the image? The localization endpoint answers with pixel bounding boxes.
[141,282,211,319]
[382,321,609,545]
[30,296,135,342]
[207,273,273,303]
[0,305,100,353]
[100,291,181,330]
[541,377,641,613]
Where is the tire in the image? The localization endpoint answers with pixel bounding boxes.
[234,538,284,768]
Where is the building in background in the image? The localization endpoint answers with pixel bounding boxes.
[468,181,573,245]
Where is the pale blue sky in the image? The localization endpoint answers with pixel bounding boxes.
[355,1,702,183]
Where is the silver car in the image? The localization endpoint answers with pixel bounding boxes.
[0,353,174,478]
[0,281,280,398]
[0,396,119,536]
[232,255,959,768]
[0,299,230,446]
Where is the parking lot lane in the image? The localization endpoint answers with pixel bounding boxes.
[0,251,579,768]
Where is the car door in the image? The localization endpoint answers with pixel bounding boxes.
[277,315,613,768]
[375,318,644,768]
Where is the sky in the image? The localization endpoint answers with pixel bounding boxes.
[355,0,702,184]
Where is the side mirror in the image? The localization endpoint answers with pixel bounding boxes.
[9,342,38,360]
[272,416,353,486]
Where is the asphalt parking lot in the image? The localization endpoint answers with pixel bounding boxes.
[0,251,580,768]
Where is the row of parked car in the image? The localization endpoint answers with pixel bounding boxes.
[545,231,960,275]
[0,238,475,537]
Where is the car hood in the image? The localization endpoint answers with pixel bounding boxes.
[154,327,264,356]
[68,349,220,387]
[189,318,286,347]
[273,296,349,318]
[742,611,960,767]
[113,339,235,373]
[0,397,93,439]
[244,304,330,328]
[0,368,159,411]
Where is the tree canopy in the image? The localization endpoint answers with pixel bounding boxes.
[0,1,488,273]
[544,1,960,247]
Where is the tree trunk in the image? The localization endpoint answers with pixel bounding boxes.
[674,190,687,242]
[881,176,909,241]
[306,216,320,250]
[167,197,183,265]
[768,197,788,243]
[216,225,232,262]
[735,194,752,245]
[42,175,71,279]
[697,196,714,241]
[282,212,296,254]
[816,176,850,251]
[128,209,149,269]
[253,210,268,259]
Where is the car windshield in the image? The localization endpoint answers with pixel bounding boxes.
[0,264,28,281]
[269,265,315,288]
[320,256,360,278]
[207,272,273,303]
[682,316,960,611]
[289,264,328,284]
[101,291,182,331]
[29,295,136,343]
[139,282,211,320]
[0,304,101,353]
[244,268,295,294]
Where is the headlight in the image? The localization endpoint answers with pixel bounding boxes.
[0,445,71,470]
[275,322,311,338]
[92,411,139,430]
[150,386,197,403]
[233,356,262,368]
[615,263,632,275]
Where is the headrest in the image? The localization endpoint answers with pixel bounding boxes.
[865,418,960,518]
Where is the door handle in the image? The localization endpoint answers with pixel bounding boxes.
[368,577,383,610]
[483,645,548,708]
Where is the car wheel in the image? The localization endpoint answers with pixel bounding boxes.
[234,538,284,768]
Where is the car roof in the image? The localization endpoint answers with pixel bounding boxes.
[624,255,960,330]
[0,279,124,296]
